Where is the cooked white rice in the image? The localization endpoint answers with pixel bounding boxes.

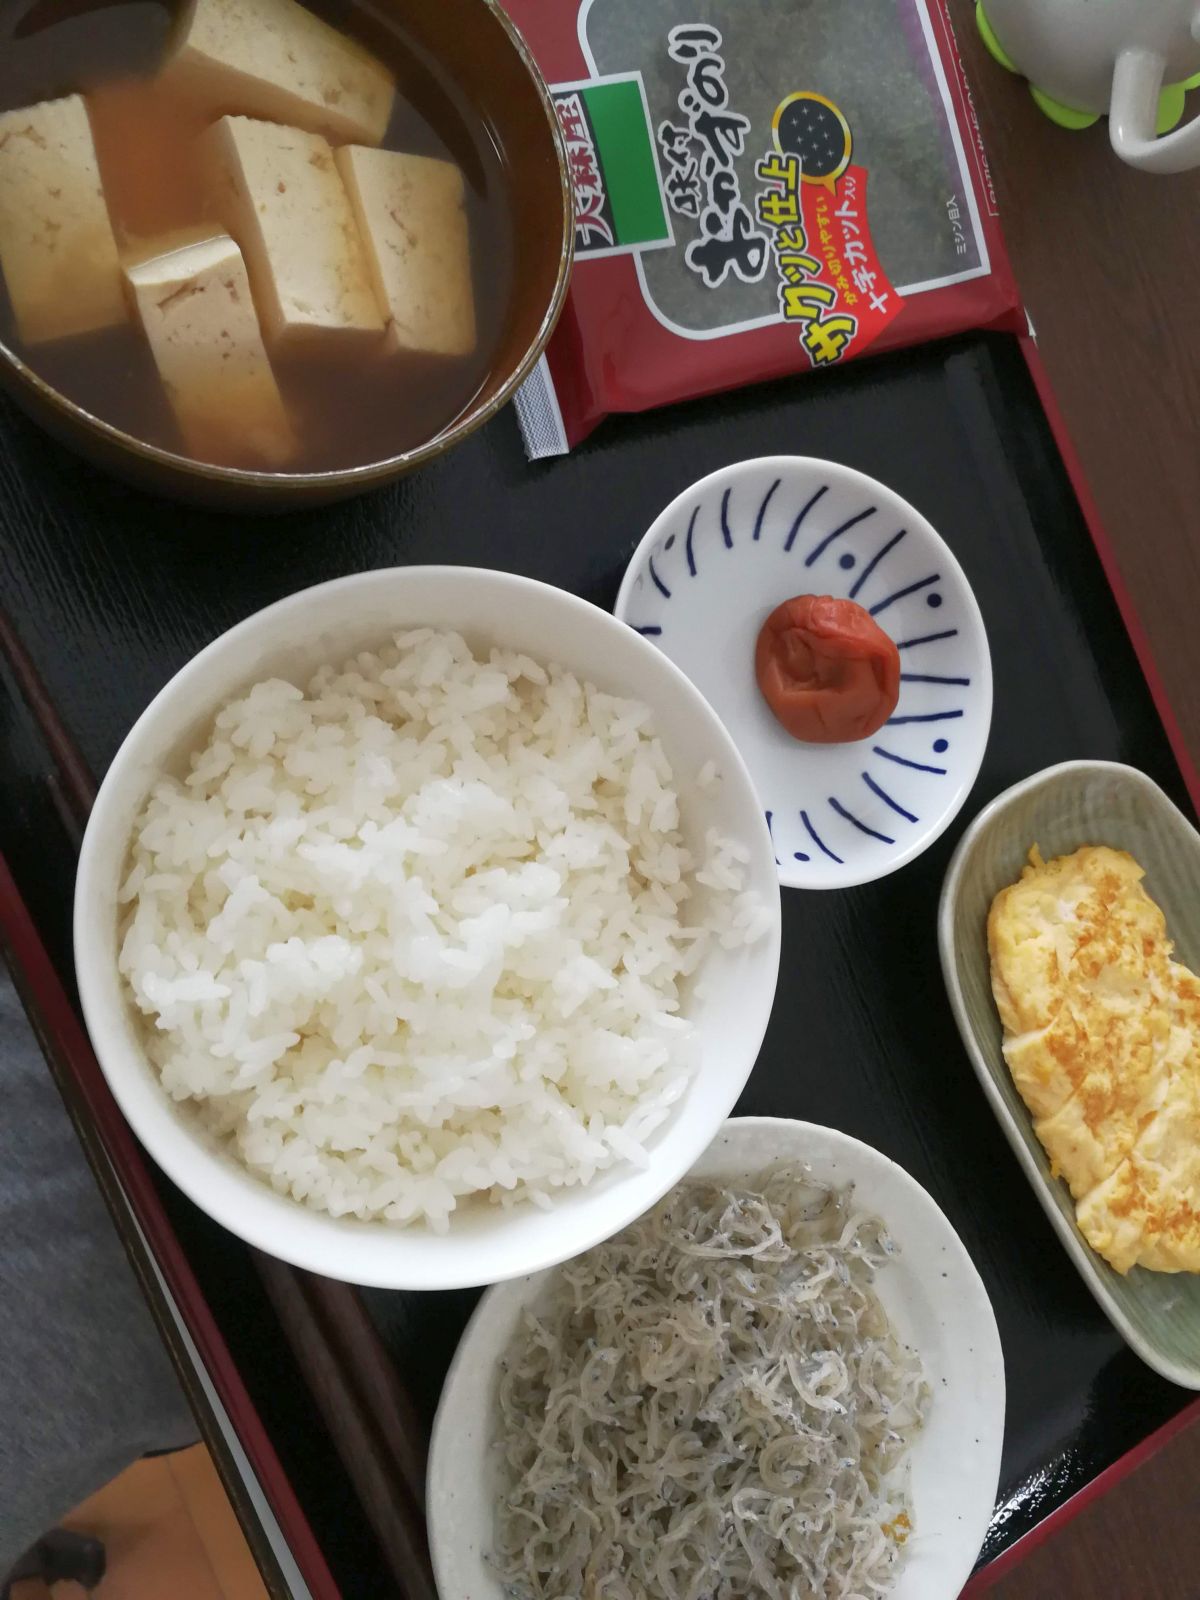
[118,629,769,1230]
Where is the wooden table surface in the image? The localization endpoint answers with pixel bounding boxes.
[955,2,1200,749]
[986,1417,1200,1598]
[955,7,1200,1591]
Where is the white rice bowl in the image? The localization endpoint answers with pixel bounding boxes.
[76,568,781,1289]
[118,629,770,1232]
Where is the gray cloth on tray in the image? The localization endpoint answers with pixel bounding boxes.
[0,961,196,1569]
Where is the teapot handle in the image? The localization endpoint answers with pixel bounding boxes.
[1109,46,1200,173]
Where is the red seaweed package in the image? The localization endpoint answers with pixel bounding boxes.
[506,0,1022,456]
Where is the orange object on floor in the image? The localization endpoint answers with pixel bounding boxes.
[11,1446,268,1600]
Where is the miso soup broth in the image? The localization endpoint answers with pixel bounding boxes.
[0,0,516,472]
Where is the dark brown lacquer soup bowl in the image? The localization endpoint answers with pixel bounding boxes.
[0,0,572,509]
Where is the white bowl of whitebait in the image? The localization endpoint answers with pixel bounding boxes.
[427,1115,1005,1600]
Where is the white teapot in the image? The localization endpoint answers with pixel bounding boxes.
[980,0,1200,171]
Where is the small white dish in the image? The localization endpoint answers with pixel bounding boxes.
[427,1115,1005,1600]
[74,567,781,1291]
[615,457,993,889]
[940,759,1200,1389]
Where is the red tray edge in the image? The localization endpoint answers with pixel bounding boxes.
[0,853,341,1600]
[1020,334,1200,814]
[953,334,1200,1592]
[961,1393,1200,1593]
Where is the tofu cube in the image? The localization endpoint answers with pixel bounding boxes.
[203,116,383,347]
[0,94,124,345]
[125,234,295,467]
[121,222,228,271]
[334,147,475,359]
[162,0,394,147]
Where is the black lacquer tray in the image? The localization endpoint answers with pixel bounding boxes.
[2,329,1195,1593]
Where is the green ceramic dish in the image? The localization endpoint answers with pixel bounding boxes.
[939,759,1200,1389]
